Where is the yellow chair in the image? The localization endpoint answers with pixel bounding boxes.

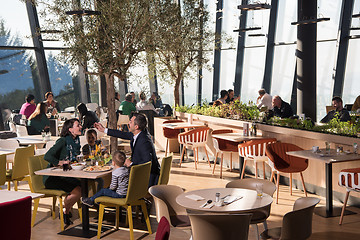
[6,145,34,191]
[95,161,152,240]
[158,155,172,185]
[0,154,6,188]
[28,155,82,231]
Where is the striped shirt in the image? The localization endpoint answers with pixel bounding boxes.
[109,166,129,196]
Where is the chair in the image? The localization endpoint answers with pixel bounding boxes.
[86,102,99,112]
[158,155,173,185]
[338,167,360,225]
[155,216,170,240]
[0,154,6,188]
[162,119,183,157]
[0,138,19,168]
[16,124,29,136]
[326,105,336,113]
[178,127,211,169]
[212,129,239,178]
[149,185,190,228]
[6,145,34,191]
[95,162,152,239]
[261,197,320,240]
[28,155,82,231]
[189,213,252,240]
[35,140,56,155]
[0,196,32,240]
[226,179,276,240]
[238,138,277,180]
[266,142,308,204]
[117,114,130,131]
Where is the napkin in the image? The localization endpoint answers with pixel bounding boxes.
[185,194,205,201]
[223,195,243,205]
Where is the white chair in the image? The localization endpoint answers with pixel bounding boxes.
[9,122,16,132]
[16,125,28,137]
[35,140,56,155]
[98,107,107,120]
[0,139,19,168]
[85,103,98,112]
[79,135,87,148]
[117,115,130,131]
[57,112,72,120]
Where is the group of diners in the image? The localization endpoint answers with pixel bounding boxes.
[40,112,160,226]
[214,88,359,123]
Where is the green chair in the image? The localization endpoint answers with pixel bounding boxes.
[0,154,6,188]
[6,145,34,191]
[28,155,82,231]
[157,155,172,185]
[95,161,152,240]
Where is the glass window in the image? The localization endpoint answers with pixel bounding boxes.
[343,39,360,108]
[317,0,342,41]
[275,0,297,43]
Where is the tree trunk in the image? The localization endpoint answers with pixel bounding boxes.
[104,73,117,153]
[174,77,181,106]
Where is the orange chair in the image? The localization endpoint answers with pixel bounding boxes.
[238,138,277,180]
[162,119,183,157]
[212,129,239,178]
[178,127,211,169]
[265,142,308,204]
[338,168,360,225]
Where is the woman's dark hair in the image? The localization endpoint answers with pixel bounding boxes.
[220,90,228,99]
[26,94,35,103]
[60,118,80,137]
[77,103,88,117]
[45,92,53,99]
[28,102,47,121]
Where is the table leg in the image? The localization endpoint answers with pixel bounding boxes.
[239,155,244,179]
[80,179,89,231]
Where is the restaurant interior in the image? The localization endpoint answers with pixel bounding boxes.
[0,0,360,240]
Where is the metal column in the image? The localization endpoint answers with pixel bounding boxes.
[212,0,223,101]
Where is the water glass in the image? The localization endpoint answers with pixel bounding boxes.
[325,142,330,154]
[256,183,263,198]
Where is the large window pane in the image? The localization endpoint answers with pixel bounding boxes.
[275,0,297,43]
[343,39,360,107]
[317,0,341,41]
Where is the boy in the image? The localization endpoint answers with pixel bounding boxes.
[81,151,129,207]
[82,129,102,157]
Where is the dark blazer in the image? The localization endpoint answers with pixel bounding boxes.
[107,129,160,176]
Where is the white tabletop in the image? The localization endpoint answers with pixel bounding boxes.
[12,135,59,145]
[0,190,44,203]
[212,132,264,142]
[35,167,113,180]
[162,122,205,130]
[0,148,16,156]
[287,149,360,164]
[176,188,272,213]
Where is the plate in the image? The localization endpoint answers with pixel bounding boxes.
[83,165,112,172]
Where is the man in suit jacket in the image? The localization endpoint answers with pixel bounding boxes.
[94,113,160,186]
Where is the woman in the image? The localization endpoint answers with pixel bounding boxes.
[44,118,82,225]
[43,91,60,115]
[77,103,99,131]
[28,102,50,134]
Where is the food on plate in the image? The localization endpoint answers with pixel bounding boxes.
[83,165,112,172]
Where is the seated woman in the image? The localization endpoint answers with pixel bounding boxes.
[44,119,82,225]
[77,103,99,131]
[27,102,50,134]
[43,91,60,116]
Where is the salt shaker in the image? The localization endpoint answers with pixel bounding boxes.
[215,192,220,203]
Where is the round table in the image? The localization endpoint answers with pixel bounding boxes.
[176,188,273,213]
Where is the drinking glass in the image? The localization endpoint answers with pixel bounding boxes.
[256,184,263,197]
[325,142,330,154]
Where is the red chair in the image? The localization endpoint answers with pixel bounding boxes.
[238,138,277,180]
[266,142,308,204]
[155,216,171,240]
[212,129,239,178]
[0,196,32,240]
[338,168,360,225]
[178,127,211,169]
[162,119,184,157]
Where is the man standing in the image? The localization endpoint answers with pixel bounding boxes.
[321,96,351,123]
[256,89,273,111]
[94,113,160,186]
[272,95,293,118]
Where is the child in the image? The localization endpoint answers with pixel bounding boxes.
[82,129,102,157]
[81,151,129,207]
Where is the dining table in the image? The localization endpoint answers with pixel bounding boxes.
[211,132,266,178]
[11,135,59,146]
[0,190,44,203]
[35,166,113,237]
[287,148,360,218]
[176,188,273,214]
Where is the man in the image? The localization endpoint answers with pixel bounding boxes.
[19,94,36,119]
[225,89,240,103]
[256,89,273,111]
[321,96,351,123]
[216,90,228,104]
[130,91,137,105]
[94,113,160,186]
[120,93,136,116]
[272,95,293,118]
